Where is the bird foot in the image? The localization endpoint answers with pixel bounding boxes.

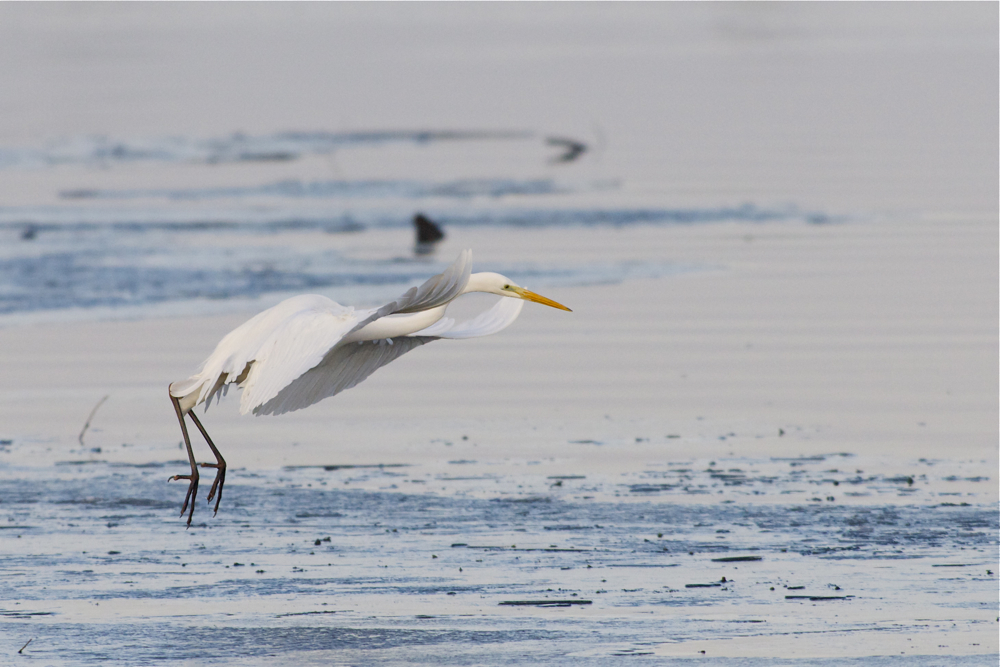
[199,461,227,515]
[168,472,199,526]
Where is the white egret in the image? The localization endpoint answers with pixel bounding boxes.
[167,250,570,525]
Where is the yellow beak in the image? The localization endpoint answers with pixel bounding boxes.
[511,286,572,311]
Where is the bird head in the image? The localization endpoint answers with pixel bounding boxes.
[470,272,572,311]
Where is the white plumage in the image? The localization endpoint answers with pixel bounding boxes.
[166,249,570,525]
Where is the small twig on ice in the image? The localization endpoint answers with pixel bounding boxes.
[78,395,109,446]
[18,637,33,654]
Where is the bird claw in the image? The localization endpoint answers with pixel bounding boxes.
[169,472,199,526]
[199,462,226,515]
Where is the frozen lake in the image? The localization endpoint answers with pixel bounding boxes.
[2,452,996,665]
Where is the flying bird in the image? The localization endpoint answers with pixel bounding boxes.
[545,136,588,163]
[167,250,570,525]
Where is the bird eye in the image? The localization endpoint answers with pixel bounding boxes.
[503,284,510,289]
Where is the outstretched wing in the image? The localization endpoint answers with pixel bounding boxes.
[254,296,527,415]
[239,251,471,414]
[253,336,436,415]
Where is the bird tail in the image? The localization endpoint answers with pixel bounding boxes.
[169,375,204,399]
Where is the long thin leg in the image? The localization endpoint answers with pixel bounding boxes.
[169,393,199,526]
[188,410,226,516]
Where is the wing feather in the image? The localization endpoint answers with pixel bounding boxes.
[237,303,361,414]
[254,336,436,415]
[253,294,524,415]
[349,249,472,336]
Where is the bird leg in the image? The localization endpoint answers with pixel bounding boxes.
[169,393,199,527]
[187,410,226,516]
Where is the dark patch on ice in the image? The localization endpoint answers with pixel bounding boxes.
[0,130,532,170]
[0,203,834,235]
[60,178,570,201]
[0,199,841,320]
[14,623,556,664]
[0,244,692,317]
[285,464,410,471]
[499,599,592,607]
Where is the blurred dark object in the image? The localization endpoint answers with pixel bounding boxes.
[546,136,587,163]
[414,213,445,255]
[21,224,38,240]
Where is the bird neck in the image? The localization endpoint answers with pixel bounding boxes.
[461,272,504,296]
[342,273,506,344]
[342,305,448,343]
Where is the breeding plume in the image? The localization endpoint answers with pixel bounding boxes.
[168,250,570,525]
